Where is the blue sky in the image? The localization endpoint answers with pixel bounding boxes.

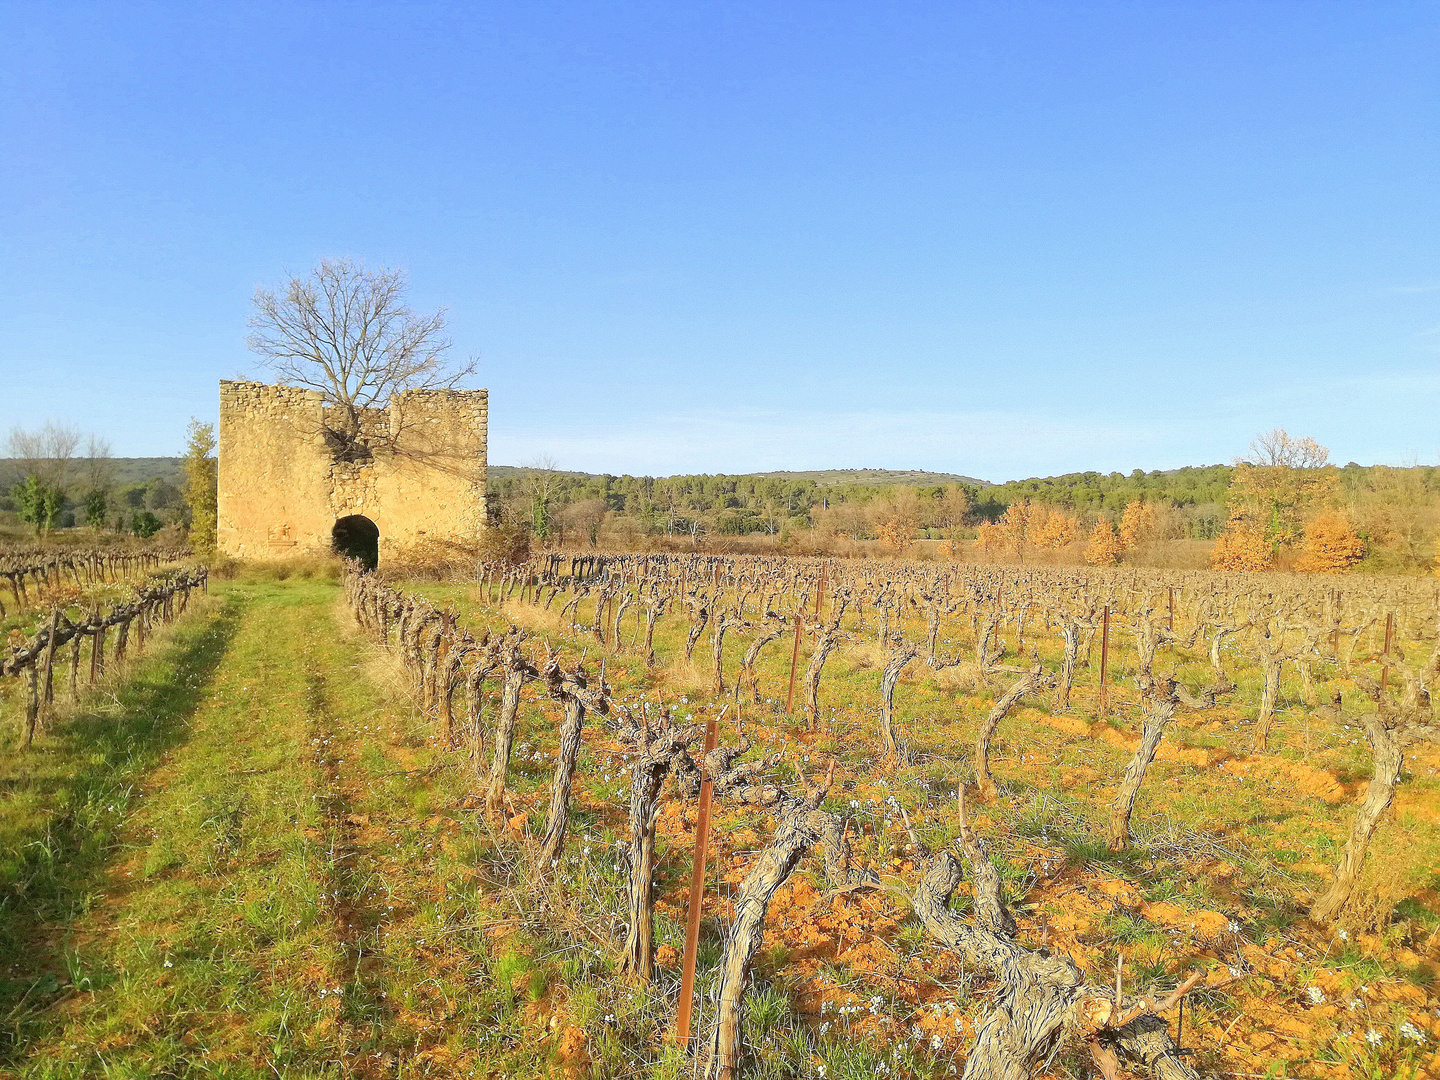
[3,2,1437,481]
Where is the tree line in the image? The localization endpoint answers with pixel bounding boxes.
[489,444,1439,574]
[0,421,217,554]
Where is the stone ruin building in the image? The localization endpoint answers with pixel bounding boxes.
[217,380,487,568]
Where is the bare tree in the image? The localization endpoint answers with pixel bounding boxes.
[558,497,608,547]
[6,422,82,490]
[247,258,474,458]
[1242,428,1329,469]
[81,435,113,492]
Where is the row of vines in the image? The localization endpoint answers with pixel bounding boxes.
[346,553,1440,1079]
[1,547,191,619]
[2,566,209,746]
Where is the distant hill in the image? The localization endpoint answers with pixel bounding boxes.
[0,457,185,489]
[488,465,991,487]
[0,459,989,491]
[741,468,990,488]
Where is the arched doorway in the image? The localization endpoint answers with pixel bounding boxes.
[332,515,379,570]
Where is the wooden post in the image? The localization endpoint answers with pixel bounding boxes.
[784,612,804,714]
[41,609,59,710]
[1167,588,1174,632]
[784,569,824,714]
[69,631,83,700]
[1099,606,1110,720]
[24,665,40,749]
[675,711,720,1047]
[1380,612,1394,693]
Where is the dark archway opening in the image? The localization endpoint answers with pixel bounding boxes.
[332,515,379,571]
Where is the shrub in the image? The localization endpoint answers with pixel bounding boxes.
[1209,527,1273,571]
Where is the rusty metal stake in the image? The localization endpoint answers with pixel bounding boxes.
[1380,612,1394,693]
[784,612,804,714]
[1099,605,1110,720]
[675,711,720,1047]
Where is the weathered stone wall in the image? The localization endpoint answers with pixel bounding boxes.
[217,380,487,561]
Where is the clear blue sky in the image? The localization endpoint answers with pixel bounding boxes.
[3,2,1437,481]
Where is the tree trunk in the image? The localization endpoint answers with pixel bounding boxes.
[706,802,864,1080]
[485,657,528,816]
[1309,714,1403,923]
[612,593,633,650]
[114,617,130,666]
[90,623,104,683]
[1057,622,1080,710]
[710,614,744,695]
[441,649,464,747]
[619,733,681,981]
[1107,690,1177,851]
[802,631,840,729]
[1253,655,1282,751]
[913,809,1201,1080]
[537,692,586,868]
[590,591,608,646]
[644,602,665,666]
[683,604,710,663]
[739,620,785,705]
[879,642,918,758]
[974,668,1050,799]
[976,610,1003,669]
[467,667,489,772]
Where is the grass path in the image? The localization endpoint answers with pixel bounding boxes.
[2,579,530,1079]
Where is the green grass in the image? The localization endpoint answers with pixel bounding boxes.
[0,578,555,1078]
[0,590,239,1044]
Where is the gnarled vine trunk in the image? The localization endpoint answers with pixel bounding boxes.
[974,666,1054,799]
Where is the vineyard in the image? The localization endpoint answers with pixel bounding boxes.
[3,550,1439,1079]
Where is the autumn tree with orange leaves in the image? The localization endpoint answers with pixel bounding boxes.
[1212,429,1338,571]
[1030,507,1081,550]
[874,487,920,554]
[1118,499,1158,551]
[1084,519,1121,565]
[1294,510,1365,573]
[1210,528,1274,571]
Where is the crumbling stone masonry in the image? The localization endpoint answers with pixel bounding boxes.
[217,379,487,564]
